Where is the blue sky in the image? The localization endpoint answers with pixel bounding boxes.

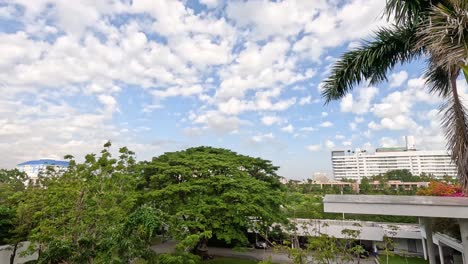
[1,0,466,179]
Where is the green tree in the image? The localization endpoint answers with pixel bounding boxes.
[0,169,29,264]
[323,0,468,192]
[384,170,413,182]
[22,143,161,263]
[381,225,399,264]
[141,147,286,257]
[359,177,372,194]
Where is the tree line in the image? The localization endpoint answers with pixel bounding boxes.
[0,143,286,264]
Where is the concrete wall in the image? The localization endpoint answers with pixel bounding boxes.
[0,242,37,264]
[392,238,424,256]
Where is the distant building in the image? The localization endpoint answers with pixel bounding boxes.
[331,136,457,181]
[17,159,69,184]
[370,180,430,191]
[312,172,330,182]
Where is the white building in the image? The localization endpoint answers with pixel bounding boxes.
[17,159,69,184]
[331,136,457,181]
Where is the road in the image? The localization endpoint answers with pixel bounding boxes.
[151,241,376,263]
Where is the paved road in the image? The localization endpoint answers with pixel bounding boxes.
[151,241,376,263]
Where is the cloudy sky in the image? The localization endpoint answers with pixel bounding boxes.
[1,0,466,179]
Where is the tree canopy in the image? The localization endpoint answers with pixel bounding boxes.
[16,144,163,264]
[141,147,286,253]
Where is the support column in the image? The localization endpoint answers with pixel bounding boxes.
[421,217,436,264]
[372,241,377,258]
[422,238,428,260]
[459,219,468,264]
[438,243,444,264]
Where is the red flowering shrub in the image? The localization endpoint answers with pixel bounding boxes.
[417,181,464,197]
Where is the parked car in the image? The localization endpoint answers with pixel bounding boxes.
[254,241,268,249]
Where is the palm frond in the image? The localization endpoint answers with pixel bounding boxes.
[441,71,468,192]
[416,0,468,71]
[425,58,451,97]
[322,25,420,103]
[384,0,437,25]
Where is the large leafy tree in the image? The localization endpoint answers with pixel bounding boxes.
[141,146,286,255]
[21,143,162,264]
[323,0,468,191]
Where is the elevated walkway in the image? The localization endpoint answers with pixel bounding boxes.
[323,195,468,264]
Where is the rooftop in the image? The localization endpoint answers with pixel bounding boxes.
[17,159,69,167]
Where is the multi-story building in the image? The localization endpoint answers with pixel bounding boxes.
[331,136,457,181]
[17,159,69,184]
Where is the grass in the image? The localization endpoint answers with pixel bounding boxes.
[380,255,428,264]
[206,257,259,264]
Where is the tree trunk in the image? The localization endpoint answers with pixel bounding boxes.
[9,242,18,264]
[196,238,209,259]
[448,71,468,193]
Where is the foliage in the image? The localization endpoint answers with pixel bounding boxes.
[382,225,398,264]
[371,170,434,183]
[141,147,286,254]
[359,177,372,194]
[279,226,365,264]
[156,252,200,264]
[282,193,323,219]
[417,181,464,196]
[0,169,30,264]
[18,143,162,263]
[307,234,340,264]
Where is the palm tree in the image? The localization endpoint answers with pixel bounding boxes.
[323,0,468,191]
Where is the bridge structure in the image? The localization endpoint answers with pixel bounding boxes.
[324,195,468,264]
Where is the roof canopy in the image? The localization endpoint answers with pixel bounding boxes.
[324,195,468,219]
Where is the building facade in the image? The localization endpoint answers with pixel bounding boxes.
[17,159,69,183]
[331,137,457,181]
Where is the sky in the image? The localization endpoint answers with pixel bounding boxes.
[1,0,467,180]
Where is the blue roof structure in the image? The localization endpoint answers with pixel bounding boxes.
[17,159,69,167]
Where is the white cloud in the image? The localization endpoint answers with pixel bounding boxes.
[368,115,418,130]
[299,96,312,105]
[325,140,335,149]
[306,144,321,151]
[320,121,333,128]
[335,134,345,140]
[199,0,219,8]
[380,137,399,147]
[340,86,378,114]
[300,127,317,132]
[342,140,352,146]
[354,117,364,123]
[389,70,408,88]
[98,94,118,114]
[152,85,204,98]
[281,124,294,133]
[251,132,274,143]
[142,104,163,113]
[193,111,245,133]
[261,115,283,126]
[321,112,328,117]
[369,76,442,132]
[226,1,320,40]
[217,94,297,115]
